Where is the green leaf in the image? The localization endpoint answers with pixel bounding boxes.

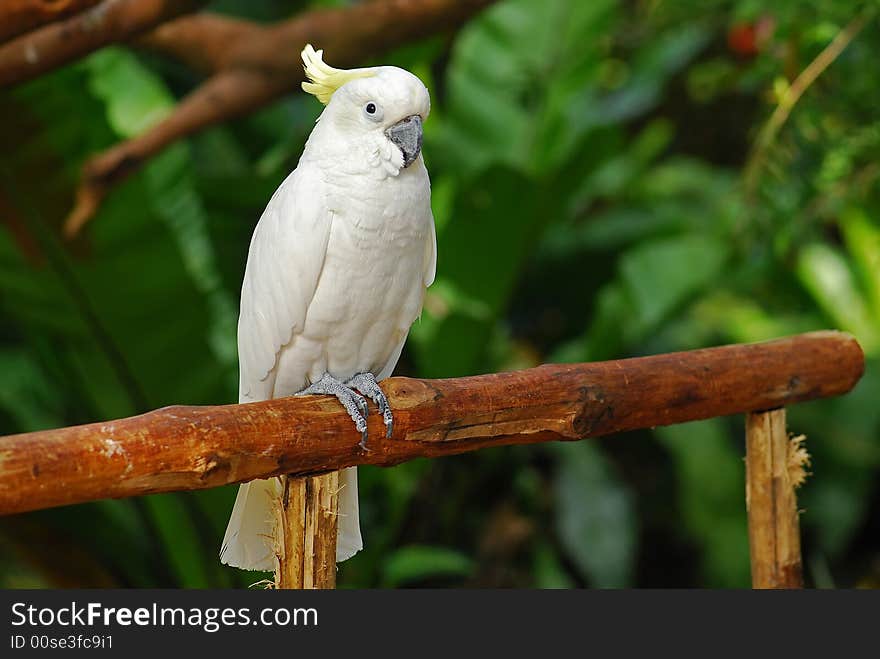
[568,24,710,136]
[553,442,636,588]
[83,48,238,373]
[141,494,211,589]
[84,55,171,136]
[840,207,880,324]
[655,419,750,587]
[410,167,548,377]
[796,242,878,352]
[439,0,617,177]
[619,234,729,334]
[0,349,63,431]
[533,542,575,588]
[382,545,474,587]
[692,292,820,345]
[579,232,729,360]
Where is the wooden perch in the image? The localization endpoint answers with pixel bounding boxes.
[0,331,863,517]
[275,473,339,589]
[746,409,807,588]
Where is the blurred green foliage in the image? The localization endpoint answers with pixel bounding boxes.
[1,0,878,588]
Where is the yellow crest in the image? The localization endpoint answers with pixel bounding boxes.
[300,44,375,105]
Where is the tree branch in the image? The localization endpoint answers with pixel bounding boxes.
[0,0,102,44]
[65,67,283,236]
[0,332,864,516]
[135,13,263,74]
[0,0,205,88]
[62,0,496,236]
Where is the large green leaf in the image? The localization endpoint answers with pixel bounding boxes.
[840,207,880,327]
[576,234,729,360]
[83,49,238,375]
[620,235,729,333]
[438,0,617,177]
[410,167,548,377]
[655,419,750,588]
[382,545,474,587]
[553,442,636,588]
[796,242,878,352]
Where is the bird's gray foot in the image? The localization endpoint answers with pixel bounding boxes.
[345,372,394,438]
[296,373,369,447]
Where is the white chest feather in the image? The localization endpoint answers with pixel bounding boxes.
[266,158,433,396]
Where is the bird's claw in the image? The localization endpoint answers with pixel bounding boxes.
[296,373,370,448]
[382,407,393,438]
[297,371,393,447]
[346,372,394,439]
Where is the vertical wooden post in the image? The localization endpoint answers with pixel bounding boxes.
[745,408,804,588]
[274,471,339,589]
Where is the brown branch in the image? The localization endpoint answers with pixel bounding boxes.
[0,0,206,88]
[65,68,282,236]
[0,189,44,266]
[0,0,102,43]
[62,0,497,236]
[135,13,263,74]
[0,332,864,517]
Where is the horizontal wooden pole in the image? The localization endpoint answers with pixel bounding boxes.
[0,331,863,515]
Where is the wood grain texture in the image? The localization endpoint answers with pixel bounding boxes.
[746,409,804,588]
[274,472,338,589]
[0,331,863,516]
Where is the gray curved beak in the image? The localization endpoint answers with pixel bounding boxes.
[385,115,422,168]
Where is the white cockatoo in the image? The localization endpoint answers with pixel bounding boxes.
[220,45,436,571]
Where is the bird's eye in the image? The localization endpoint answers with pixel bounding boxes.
[363,101,383,122]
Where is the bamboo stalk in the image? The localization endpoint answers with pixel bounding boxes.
[274,472,338,589]
[745,408,804,588]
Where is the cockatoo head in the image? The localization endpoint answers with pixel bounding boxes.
[301,45,430,171]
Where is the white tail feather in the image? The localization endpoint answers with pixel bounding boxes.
[220,467,362,570]
[336,467,363,562]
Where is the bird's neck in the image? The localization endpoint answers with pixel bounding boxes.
[301,120,405,180]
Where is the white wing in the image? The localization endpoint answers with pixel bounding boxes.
[222,163,337,571]
[424,207,437,288]
[237,164,332,403]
